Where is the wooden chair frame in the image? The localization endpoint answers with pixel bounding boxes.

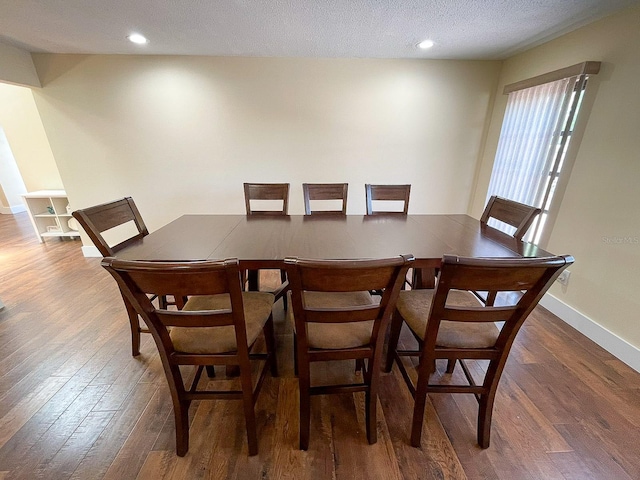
[365,184,411,215]
[478,195,542,305]
[302,183,348,215]
[102,257,278,456]
[243,183,290,216]
[385,254,573,449]
[286,254,414,450]
[72,197,184,356]
[72,197,148,255]
[243,183,290,308]
[480,195,542,242]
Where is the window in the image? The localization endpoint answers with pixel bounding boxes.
[485,62,599,244]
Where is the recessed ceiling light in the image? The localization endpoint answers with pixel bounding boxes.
[127,33,148,45]
[417,39,434,50]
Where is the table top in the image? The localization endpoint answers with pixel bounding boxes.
[117,214,551,267]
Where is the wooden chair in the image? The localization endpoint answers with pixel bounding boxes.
[479,196,542,304]
[302,183,348,215]
[480,195,541,241]
[101,257,278,456]
[285,254,414,450]
[365,184,411,215]
[243,183,290,307]
[72,197,183,356]
[243,182,289,216]
[385,254,573,449]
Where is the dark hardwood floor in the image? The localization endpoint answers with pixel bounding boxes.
[0,212,638,479]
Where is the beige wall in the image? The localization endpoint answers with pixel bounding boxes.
[31,55,500,231]
[0,42,40,87]
[0,82,63,192]
[472,5,640,348]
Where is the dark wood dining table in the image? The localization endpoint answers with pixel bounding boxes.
[117,214,551,285]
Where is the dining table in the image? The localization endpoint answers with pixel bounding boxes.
[116,214,551,288]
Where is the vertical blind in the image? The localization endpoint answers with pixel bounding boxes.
[486,77,576,237]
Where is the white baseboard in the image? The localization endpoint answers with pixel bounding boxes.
[0,204,27,214]
[540,293,640,373]
[81,245,102,257]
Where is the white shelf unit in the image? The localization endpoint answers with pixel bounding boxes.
[21,190,80,243]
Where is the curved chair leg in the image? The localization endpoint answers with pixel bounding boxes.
[410,357,432,448]
[240,361,259,456]
[122,294,141,357]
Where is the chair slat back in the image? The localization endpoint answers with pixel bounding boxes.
[286,255,414,330]
[303,183,348,215]
[102,258,245,330]
[244,183,290,215]
[72,197,148,255]
[426,254,573,349]
[480,196,541,241]
[365,184,411,215]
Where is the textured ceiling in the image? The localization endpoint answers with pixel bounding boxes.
[0,0,638,60]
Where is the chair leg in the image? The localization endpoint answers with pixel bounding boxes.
[247,269,259,291]
[365,390,378,444]
[239,361,259,456]
[174,399,190,457]
[485,291,497,306]
[445,359,456,373]
[385,311,404,372]
[123,295,141,357]
[280,269,288,310]
[477,393,495,448]
[205,365,216,378]
[263,315,278,377]
[410,356,432,448]
[159,295,168,309]
[298,367,311,450]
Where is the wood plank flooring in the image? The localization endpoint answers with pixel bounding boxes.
[1,212,639,479]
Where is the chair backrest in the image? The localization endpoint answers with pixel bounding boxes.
[285,254,414,355]
[101,257,250,358]
[72,197,148,256]
[424,254,574,357]
[365,184,411,215]
[244,183,289,216]
[302,183,348,215]
[480,196,541,241]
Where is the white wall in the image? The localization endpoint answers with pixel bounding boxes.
[0,82,63,193]
[30,55,501,232]
[472,4,640,356]
[0,126,27,212]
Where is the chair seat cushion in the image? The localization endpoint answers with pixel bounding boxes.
[397,289,499,348]
[170,292,274,354]
[288,291,375,349]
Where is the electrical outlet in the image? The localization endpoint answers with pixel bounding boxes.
[557,270,571,286]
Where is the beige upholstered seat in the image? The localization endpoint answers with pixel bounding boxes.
[396,289,499,349]
[287,291,374,349]
[171,292,275,354]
